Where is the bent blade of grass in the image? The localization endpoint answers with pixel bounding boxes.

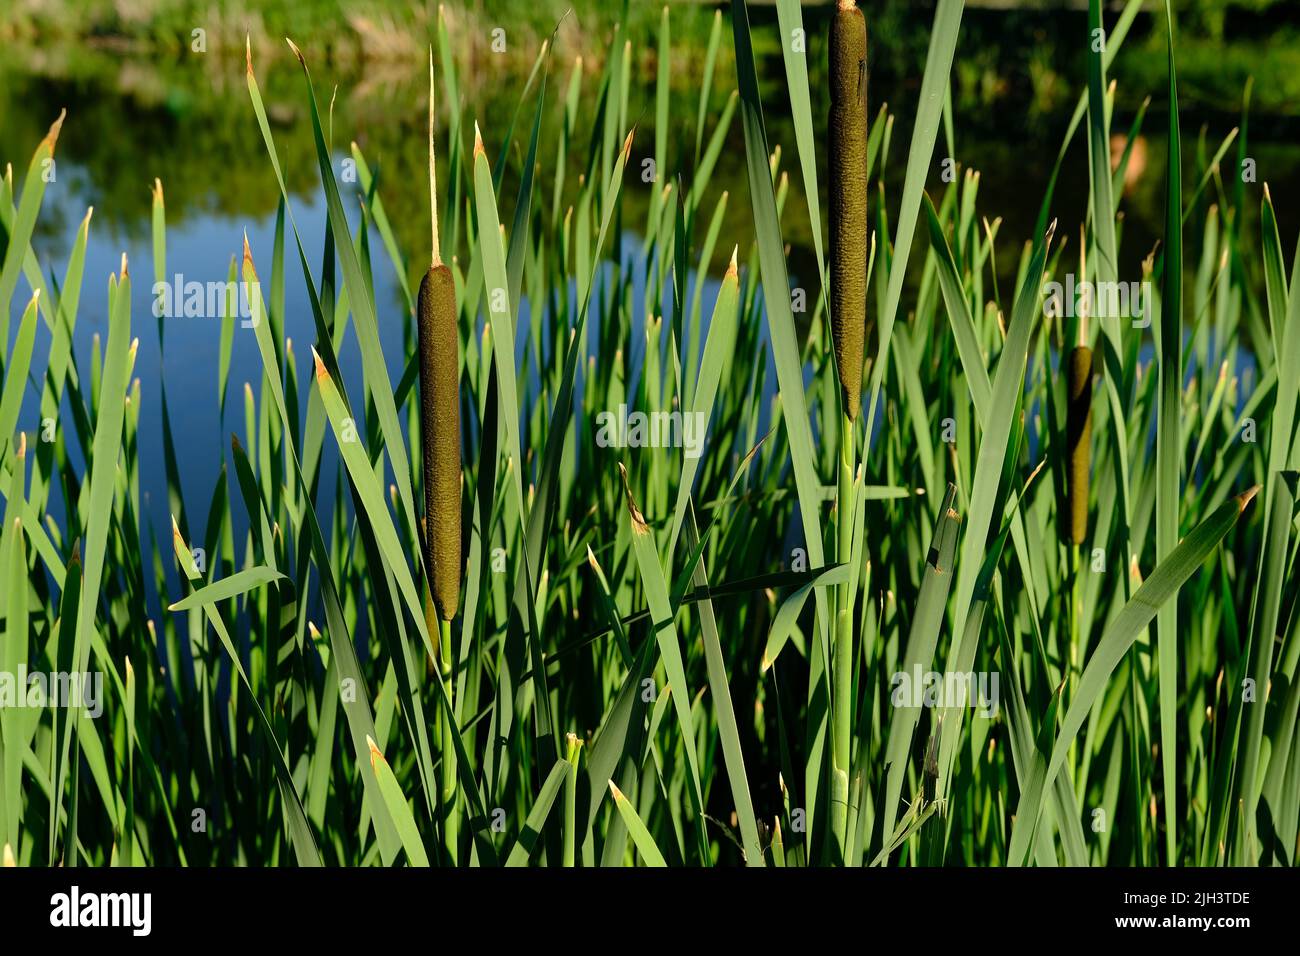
[505,759,571,867]
[760,563,854,672]
[166,566,285,612]
[367,738,429,867]
[1007,488,1257,864]
[619,463,710,863]
[609,781,667,867]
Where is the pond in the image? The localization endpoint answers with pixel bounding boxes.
[2,1,1294,566]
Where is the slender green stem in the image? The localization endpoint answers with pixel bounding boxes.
[439,616,458,862]
[562,732,582,867]
[1067,543,1080,776]
[831,410,855,857]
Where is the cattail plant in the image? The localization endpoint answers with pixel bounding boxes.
[417,48,462,858]
[1064,232,1092,694]
[828,0,868,858]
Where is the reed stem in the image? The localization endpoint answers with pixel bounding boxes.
[440,617,458,861]
[831,410,855,857]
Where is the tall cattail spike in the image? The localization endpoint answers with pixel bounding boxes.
[829,0,869,421]
[417,257,462,621]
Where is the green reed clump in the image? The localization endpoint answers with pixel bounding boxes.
[0,0,1288,872]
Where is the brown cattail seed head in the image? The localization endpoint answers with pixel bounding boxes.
[418,264,462,622]
[829,1,868,421]
[1066,345,1093,545]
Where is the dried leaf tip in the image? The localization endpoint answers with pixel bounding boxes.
[2,844,14,867]
[241,231,254,268]
[152,178,164,205]
[245,35,253,76]
[621,128,635,159]
[16,432,27,459]
[1236,484,1261,512]
[310,346,328,381]
[726,246,739,278]
[837,0,857,9]
[473,121,485,158]
[608,780,626,800]
[43,109,66,155]
[119,252,129,280]
[365,735,384,767]
[617,463,649,535]
[428,46,441,268]
[285,37,305,64]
